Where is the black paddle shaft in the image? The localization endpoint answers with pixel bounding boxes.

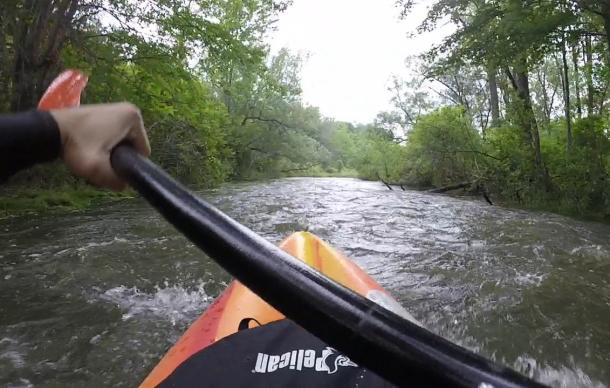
[111,144,545,388]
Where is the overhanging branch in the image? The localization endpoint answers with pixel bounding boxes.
[241,115,295,129]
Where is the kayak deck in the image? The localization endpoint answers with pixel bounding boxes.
[141,231,415,387]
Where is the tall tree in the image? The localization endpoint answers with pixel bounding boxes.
[572,41,583,118]
[0,0,292,113]
[376,74,435,135]
[575,0,610,61]
[583,34,595,114]
[505,59,545,175]
[488,66,501,127]
[2,0,81,111]
[560,31,574,149]
[399,0,575,182]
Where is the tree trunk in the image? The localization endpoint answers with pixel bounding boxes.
[572,41,582,119]
[561,33,573,151]
[488,66,500,127]
[499,76,511,108]
[536,69,551,125]
[584,35,595,116]
[596,7,610,117]
[9,0,79,111]
[506,62,546,183]
[602,8,610,70]
[516,70,544,176]
[0,8,8,112]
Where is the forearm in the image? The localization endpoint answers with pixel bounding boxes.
[0,111,61,182]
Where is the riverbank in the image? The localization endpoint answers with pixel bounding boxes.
[236,167,359,181]
[0,168,359,217]
[502,198,610,224]
[2,175,608,225]
[0,186,132,218]
[367,178,610,225]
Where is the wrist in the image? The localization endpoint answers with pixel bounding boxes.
[49,109,74,152]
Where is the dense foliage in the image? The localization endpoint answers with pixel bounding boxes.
[0,0,357,196]
[374,0,610,220]
[0,0,609,220]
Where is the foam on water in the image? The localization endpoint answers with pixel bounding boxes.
[513,271,546,287]
[76,237,130,253]
[0,338,26,369]
[6,378,33,388]
[514,356,607,388]
[2,178,609,387]
[99,282,212,326]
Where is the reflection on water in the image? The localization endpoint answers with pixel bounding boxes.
[1,178,608,387]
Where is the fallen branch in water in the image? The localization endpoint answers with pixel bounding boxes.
[377,174,411,191]
[381,179,393,191]
[482,190,494,205]
[427,182,472,194]
[378,177,494,206]
[377,174,393,191]
[281,163,320,173]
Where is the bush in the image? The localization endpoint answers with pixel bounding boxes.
[542,117,610,216]
[483,125,541,203]
[402,106,483,187]
[483,117,610,219]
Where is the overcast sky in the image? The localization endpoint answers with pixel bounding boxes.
[268,0,451,124]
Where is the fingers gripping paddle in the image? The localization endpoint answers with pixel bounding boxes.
[40,71,545,388]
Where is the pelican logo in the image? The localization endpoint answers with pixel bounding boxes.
[252,347,358,375]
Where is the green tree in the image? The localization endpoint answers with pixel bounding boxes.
[402,106,483,187]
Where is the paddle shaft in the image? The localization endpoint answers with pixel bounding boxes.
[111,144,545,388]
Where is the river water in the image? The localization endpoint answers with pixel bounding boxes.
[0,178,608,387]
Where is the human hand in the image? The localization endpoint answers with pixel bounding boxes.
[50,103,151,191]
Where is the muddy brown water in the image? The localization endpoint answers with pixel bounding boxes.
[1,178,608,387]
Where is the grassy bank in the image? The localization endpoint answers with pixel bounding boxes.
[372,179,610,224]
[496,197,610,224]
[0,186,132,218]
[232,167,360,182]
[0,169,359,217]
[451,191,610,224]
[282,167,359,178]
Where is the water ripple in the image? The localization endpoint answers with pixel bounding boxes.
[0,178,608,387]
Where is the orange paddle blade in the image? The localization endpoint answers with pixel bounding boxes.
[38,69,89,111]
